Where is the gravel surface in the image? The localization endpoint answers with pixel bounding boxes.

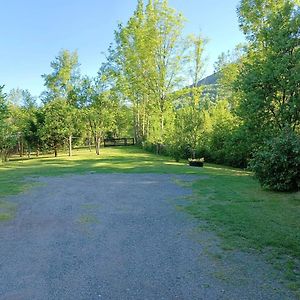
[0,173,296,300]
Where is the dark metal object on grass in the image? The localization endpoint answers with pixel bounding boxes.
[188,158,204,167]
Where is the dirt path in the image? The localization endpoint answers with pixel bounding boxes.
[0,174,295,299]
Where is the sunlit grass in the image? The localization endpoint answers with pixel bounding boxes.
[0,146,199,200]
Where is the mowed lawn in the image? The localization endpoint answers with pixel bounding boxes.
[0,146,300,292]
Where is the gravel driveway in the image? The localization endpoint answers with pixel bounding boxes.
[0,174,295,299]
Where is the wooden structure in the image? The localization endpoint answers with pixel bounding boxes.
[104,138,135,147]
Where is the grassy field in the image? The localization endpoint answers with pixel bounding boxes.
[0,146,299,292]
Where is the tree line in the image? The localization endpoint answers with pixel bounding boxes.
[0,0,299,191]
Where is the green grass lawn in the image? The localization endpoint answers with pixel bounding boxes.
[1,146,300,293]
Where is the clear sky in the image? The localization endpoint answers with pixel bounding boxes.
[0,0,245,97]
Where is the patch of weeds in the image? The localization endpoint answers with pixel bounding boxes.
[220,244,235,251]
[175,204,187,212]
[212,270,229,282]
[172,177,193,188]
[0,200,17,222]
[201,245,216,257]
[77,215,99,225]
[0,212,13,221]
[210,253,223,261]
[288,282,300,295]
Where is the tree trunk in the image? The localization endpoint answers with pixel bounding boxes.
[4,152,8,162]
[134,104,141,145]
[54,146,58,157]
[18,138,22,157]
[88,134,92,152]
[97,137,100,155]
[95,136,100,155]
[134,111,140,144]
[134,121,139,145]
[142,102,146,139]
[160,114,164,142]
[156,143,160,155]
[147,118,150,141]
[20,138,24,157]
[68,135,72,157]
[192,149,196,159]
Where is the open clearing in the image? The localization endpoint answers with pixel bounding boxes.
[0,148,299,299]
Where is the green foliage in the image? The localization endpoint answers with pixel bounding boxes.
[214,45,246,110]
[40,50,85,156]
[42,49,80,101]
[114,104,134,137]
[110,0,188,146]
[232,0,300,189]
[237,0,300,135]
[0,85,7,119]
[3,89,40,157]
[185,33,207,90]
[0,86,18,162]
[173,105,204,158]
[79,75,119,155]
[23,108,44,153]
[208,100,238,161]
[250,129,300,192]
[222,126,251,168]
[40,98,74,156]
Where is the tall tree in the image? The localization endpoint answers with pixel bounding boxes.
[185,33,207,101]
[40,98,74,157]
[236,0,300,190]
[7,89,37,157]
[42,50,80,156]
[42,49,80,101]
[168,33,207,159]
[111,0,186,151]
[0,86,17,162]
[78,76,118,155]
[24,107,44,157]
[236,0,300,135]
[214,44,246,110]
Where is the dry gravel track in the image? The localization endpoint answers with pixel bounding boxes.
[0,174,295,299]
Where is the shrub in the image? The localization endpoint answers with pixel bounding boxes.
[223,127,252,168]
[249,130,300,192]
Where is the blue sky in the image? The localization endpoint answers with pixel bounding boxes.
[0,0,245,96]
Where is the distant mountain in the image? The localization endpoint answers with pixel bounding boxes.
[196,73,219,102]
[174,73,219,109]
[196,73,218,86]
